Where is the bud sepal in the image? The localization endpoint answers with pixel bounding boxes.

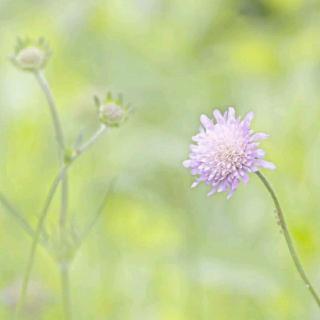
[95,92,130,127]
[11,37,51,72]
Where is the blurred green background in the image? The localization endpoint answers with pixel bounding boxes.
[1,0,320,319]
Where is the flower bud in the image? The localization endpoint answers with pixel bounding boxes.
[11,37,51,72]
[95,92,129,127]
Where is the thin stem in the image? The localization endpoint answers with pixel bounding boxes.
[34,70,70,319]
[0,193,36,239]
[34,71,69,237]
[78,180,114,246]
[15,167,67,319]
[0,192,49,246]
[60,174,69,229]
[60,265,72,320]
[74,124,107,159]
[34,71,65,150]
[15,126,107,318]
[256,171,320,307]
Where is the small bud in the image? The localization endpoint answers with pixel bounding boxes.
[11,37,51,72]
[95,92,130,127]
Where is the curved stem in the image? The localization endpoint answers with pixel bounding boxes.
[256,171,320,307]
[34,70,69,229]
[34,71,70,318]
[34,71,65,151]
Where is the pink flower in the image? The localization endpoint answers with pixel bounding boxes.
[183,107,275,198]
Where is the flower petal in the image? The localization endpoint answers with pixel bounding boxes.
[183,160,192,168]
[257,160,276,170]
[227,107,236,121]
[213,109,225,124]
[242,174,249,184]
[200,114,213,130]
[250,132,269,141]
[242,111,254,127]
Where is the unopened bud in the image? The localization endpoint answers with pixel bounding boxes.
[11,37,51,72]
[95,92,130,127]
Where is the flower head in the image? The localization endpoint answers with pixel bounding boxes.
[94,92,130,127]
[183,107,275,198]
[10,37,51,72]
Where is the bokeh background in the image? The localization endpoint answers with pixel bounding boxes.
[1,0,320,319]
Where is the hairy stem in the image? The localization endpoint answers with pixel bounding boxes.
[256,171,320,307]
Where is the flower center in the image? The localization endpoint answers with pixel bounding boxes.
[213,142,246,176]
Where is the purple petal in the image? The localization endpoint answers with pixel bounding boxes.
[255,149,265,158]
[257,160,276,170]
[242,111,254,127]
[213,110,225,124]
[207,188,217,196]
[183,160,192,168]
[227,107,236,121]
[242,174,249,184]
[191,181,199,188]
[200,114,213,130]
[227,190,234,199]
[250,132,269,141]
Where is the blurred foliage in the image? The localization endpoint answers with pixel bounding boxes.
[1,0,320,319]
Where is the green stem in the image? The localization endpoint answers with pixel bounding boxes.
[0,192,36,239]
[15,125,107,319]
[74,124,106,157]
[15,167,67,319]
[34,70,69,231]
[34,70,70,317]
[34,71,65,151]
[60,264,72,320]
[78,180,114,246]
[256,171,320,307]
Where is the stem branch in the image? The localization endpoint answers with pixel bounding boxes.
[34,70,71,319]
[0,193,36,239]
[15,125,107,319]
[34,70,69,231]
[15,167,67,319]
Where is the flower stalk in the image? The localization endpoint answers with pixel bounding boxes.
[9,38,127,320]
[256,171,320,308]
[183,106,320,308]
[15,124,107,319]
[33,69,72,320]
[61,264,72,320]
[15,166,67,319]
[0,193,36,239]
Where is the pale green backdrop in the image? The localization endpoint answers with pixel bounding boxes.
[0,0,320,319]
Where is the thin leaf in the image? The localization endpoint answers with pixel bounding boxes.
[0,192,35,238]
[78,179,116,245]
